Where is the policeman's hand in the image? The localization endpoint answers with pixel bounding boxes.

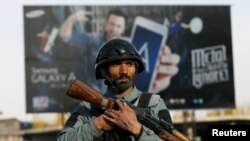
[104,99,142,137]
[152,45,180,93]
[94,114,114,132]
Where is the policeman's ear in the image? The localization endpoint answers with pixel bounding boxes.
[100,68,107,78]
[102,64,113,86]
[102,63,112,78]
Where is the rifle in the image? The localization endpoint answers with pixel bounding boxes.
[66,79,191,141]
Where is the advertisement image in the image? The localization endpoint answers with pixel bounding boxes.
[24,5,235,112]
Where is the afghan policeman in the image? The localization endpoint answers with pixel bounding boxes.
[56,39,172,141]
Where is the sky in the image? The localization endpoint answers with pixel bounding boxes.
[0,0,250,122]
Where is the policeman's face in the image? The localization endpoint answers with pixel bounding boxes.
[104,14,126,40]
[107,60,136,91]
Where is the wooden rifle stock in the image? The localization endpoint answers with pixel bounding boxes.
[171,129,191,141]
[66,79,115,109]
[159,130,182,141]
[66,79,191,141]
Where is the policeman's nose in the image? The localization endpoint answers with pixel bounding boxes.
[119,64,128,74]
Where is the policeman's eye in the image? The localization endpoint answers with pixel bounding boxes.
[125,61,135,67]
[111,62,121,67]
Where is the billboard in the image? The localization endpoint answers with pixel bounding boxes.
[24,5,235,112]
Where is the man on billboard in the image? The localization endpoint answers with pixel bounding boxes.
[59,8,180,93]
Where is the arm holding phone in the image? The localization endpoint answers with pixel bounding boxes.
[59,10,92,41]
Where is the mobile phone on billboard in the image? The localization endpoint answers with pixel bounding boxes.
[130,16,168,92]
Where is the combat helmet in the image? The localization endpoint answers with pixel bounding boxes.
[95,38,145,79]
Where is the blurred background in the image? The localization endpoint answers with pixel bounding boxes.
[1,0,250,141]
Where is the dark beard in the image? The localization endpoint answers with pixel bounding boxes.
[114,79,133,92]
[107,74,135,93]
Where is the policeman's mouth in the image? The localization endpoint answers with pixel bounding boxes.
[115,76,131,83]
